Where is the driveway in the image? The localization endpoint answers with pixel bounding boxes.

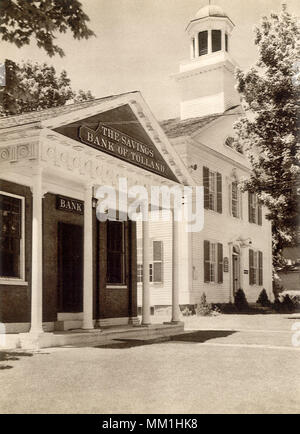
[0,314,299,414]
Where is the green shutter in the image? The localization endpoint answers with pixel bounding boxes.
[259,251,263,285]
[217,243,223,283]
[217,172,222,213]
[203,167,210,210]
[249,249,254,285]
[204,240,210,282]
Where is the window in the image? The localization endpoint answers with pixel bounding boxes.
[192,37,195,58]
[249,250,263,285]
[137,264,154,283]
[231,181,242,218]
[198,31,208,56]
[149,263,153,283]
[0,193,24,279]
[248,192,262,225]
[212,30,222,52]
[225,136,234,149]
[153,240,163,283]
[107,221,125,284]
[210,243,217,282]
[225,136,243,154]
[225,33,228,52]
[137,264,143,283]
[204,241,223,283]
[203,167,222,213]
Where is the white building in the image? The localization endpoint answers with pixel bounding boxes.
[137,4,273,311]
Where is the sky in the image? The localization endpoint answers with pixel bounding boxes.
[1,0,300,120]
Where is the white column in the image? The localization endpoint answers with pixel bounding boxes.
[142,219,151,325]
[195,33,199,57]
[82,184,94,330]
[172,214,181,323]
[30,168,44,334]
[208,29,212,54]
[190,38,194,59]
[222,30,225,52]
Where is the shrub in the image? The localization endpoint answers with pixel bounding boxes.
[272,294,297,313]
[181,306,193,317]
[281,294,295,313]
[195,293,220,316]
[196,293,211,316]
[234,289,248,312]
[273,297,282,312]
[273,280,285,299]
[257,289,271,307]
[215,303,238,314]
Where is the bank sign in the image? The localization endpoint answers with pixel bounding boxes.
[53,104,178,182]
[56,196,84,215]
[79,123,166,177]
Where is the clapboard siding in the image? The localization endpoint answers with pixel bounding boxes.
[137,214,173,307]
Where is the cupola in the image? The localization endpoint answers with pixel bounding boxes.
[173,2,240,120]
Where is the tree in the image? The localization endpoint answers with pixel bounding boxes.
[0,0,95,57]
[234,6,300,267]
[0,59,94,116]
[73,89,95,103]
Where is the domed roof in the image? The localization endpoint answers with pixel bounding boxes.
[195,4,228,19]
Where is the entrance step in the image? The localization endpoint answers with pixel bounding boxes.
[18,323,184,349]
[54,320,83,331]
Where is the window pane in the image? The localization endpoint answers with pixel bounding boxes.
[153,262,162,283]
[107,220,125,284]
[232,182,238,217]
[137,264,143,283]
[209,171,216,210]
[107,221,123,252]
[198,31,208,56]
[149,264,153,282]
[0,194,22,278]
[153,241,162,261]
[212,30,222,52]
[107,252,123,283]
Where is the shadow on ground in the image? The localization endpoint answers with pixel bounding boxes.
[94,330,236,349]
[0,351,33,370]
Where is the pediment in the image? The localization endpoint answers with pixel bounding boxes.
[53,103,179,183]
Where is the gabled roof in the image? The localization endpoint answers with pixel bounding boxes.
[160,105,242,139]
[0,91,138,129]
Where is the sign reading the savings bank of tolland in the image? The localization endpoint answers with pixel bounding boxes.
[79,123,166,177]
[53,104,178,182]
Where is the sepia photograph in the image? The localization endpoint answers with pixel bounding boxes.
[0,0,299,419]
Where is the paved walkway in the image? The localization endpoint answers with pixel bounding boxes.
[0,314,299,414]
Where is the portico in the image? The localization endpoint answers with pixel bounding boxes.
[0,91,194,349]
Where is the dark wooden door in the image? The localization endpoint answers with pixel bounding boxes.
[58,223,83,312]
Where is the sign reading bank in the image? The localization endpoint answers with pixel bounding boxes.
[79,123,166,177]
[54,104,178,182]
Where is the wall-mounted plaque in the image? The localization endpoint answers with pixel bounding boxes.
[56,196,84,215]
